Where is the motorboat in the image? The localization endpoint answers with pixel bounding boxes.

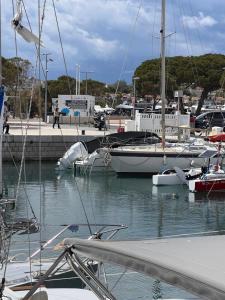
[152,149,219,186]
[73,132,161,174]
[152,167,202,186]
[189,165,225,193]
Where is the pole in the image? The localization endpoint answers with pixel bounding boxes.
[0,0,3,197]
[133,78,136,119]
[132,77,139,120]
[160,0,166,148]
[75,64,78,95]
[81,71,94,95]
[85,72,88,94]
[44,54,48,122]
[42,53,52,122]
[78,65,80,95]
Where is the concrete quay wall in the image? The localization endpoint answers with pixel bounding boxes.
[2,135,94,162]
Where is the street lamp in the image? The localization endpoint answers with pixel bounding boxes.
[42,53,53,122]
[81,71,94,95]
[133,76,140,119]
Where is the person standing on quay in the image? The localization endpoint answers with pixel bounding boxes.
[3,102,10,134]
[53,107,60,129]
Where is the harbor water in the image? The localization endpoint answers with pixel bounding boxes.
[4,161,225,299]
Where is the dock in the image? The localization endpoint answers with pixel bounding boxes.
[3,119,118,161]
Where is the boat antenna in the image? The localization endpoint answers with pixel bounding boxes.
[160,0,166,149]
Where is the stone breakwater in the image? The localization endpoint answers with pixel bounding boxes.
[2,135,94,161]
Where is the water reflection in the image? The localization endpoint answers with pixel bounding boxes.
[4,162,225,238]
[4,162,225,299]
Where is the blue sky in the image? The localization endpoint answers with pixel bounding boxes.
[3,0,225,84]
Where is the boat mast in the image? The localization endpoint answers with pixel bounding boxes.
[0,0,3,197]
[160,0,166,148]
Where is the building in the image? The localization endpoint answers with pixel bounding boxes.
[52,95,95,117]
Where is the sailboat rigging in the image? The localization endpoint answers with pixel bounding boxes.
[108,0,220,175]
[160,0,166,148]
[12,0,42,45]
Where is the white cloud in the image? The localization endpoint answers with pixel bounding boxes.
[182,12,217,29]
[2,1,225,83]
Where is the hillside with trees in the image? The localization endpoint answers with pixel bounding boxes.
[2,57,131,116]
[3,54,225,116]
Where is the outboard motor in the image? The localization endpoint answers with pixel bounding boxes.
[56,141,88,170]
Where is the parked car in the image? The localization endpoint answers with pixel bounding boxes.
[195,111,225,130]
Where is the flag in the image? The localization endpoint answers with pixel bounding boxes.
[0,86,4,115]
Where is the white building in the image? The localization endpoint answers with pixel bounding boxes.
[52,95,95,117]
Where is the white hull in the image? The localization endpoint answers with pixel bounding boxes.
[153,168,202,186]
[110,143,219,174]
[153,173,184,185]
[111,155,215,174]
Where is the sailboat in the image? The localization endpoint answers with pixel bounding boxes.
[109,1,218,175]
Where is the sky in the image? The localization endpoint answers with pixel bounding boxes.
[2,0,225,84]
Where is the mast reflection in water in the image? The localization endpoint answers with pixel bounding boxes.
[3,162,225,299]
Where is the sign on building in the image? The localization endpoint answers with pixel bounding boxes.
[65,99,88,110]
[52,95,95,117]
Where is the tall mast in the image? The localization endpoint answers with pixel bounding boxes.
[160,0,166,148]
[0,0,3,197]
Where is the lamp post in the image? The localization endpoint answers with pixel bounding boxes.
[75,64,81,95]
[42,53,53,122]
[81,71,94,95]
[133,76,140,119]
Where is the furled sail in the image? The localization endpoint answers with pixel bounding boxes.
[11,0,43,46]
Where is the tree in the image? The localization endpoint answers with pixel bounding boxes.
[48,75,76,98]
[108,80,132,94]
[2,57,36,116]
[135,54,225,115]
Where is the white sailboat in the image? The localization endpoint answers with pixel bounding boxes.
[109,0,217,175]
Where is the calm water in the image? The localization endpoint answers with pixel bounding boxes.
[3,162,225,299]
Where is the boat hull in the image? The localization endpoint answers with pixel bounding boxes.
[189,179,225,192]
[152,173,183,185]
[110,152,216,175]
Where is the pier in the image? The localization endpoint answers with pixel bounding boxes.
[3,119,118,161]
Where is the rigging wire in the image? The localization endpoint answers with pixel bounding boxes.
[2,0,46,283]
[23,162,33,284]
[178,0,200,85]
[151,0,158,59]
[49,0,99,234]
[110,268,128,292]
[73,178,93,236]
[187,0,205,53]
[51,0,72,95]
[37,0,44,280]
[112,0,142,107]
[5,140,36,218]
